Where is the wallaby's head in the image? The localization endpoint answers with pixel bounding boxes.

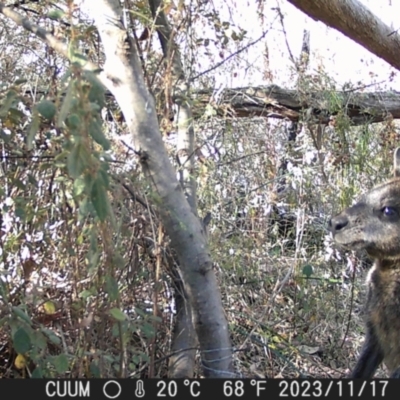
[329,148,400,260]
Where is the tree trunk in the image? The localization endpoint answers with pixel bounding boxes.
[85,0,233,378]
[147,0,198,378]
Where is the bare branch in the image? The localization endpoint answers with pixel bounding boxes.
[191,85,400,125]
[287,0,400,71]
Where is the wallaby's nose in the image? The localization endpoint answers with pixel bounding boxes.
[329,214,349,234]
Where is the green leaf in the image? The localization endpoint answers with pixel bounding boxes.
[72,53,88,63]
[31,330,47,350]
[131,356,140,367]
[48,9,65,20]
[13,179,26,190]
[53,354,69,374]
[67,142,89,179]
[78,198,94,220]
[90,176,110,220]
[37,100,56,120]
[28,174,38,187]
[0,90,17,117]
[87,254,99,275]
[98,165,110,188]
[302,264,314,278]
[68,40,82,65]
[0,279,8,301]
[13,327,31,353]
[8,107,25,123]
[14,78,28,85]
[66,114,81,130]
[15,207,26,220]
[84,70,105,108]
[135,307,148,317]
[105,275,119,302]
[27,112,40,150]
[89,362,101,378]
[12,306,32,324]
[88,86,105,108]
[41,327,61,345]
[89,102,101,112]
[109,308,126,321]
[150,315,162,324]
[141,323,155,339]
[79,290,93,300]
[31,367,43,378]
[57,81,74,128]
[88,119,110,150]
[73,176,86,197]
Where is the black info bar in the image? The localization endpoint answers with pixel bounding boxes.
[0,379,396,399]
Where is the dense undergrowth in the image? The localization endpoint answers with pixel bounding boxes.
[1,95,398,377]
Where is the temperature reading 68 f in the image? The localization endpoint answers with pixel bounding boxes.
[223,381,245,397]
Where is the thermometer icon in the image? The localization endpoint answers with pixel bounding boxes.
[135,380,145,398]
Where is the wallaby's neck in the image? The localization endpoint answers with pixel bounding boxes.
[375,258,400,270]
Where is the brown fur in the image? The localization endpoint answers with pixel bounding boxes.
[329,148,400,378]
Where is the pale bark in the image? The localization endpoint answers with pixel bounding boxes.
[84,0,233,378]
[168,277,197,378]
[147,0,197,378]
[287,0,400,71]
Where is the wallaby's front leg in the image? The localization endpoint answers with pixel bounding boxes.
[349,325,383,379]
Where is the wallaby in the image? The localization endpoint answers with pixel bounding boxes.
[329,147,400,378]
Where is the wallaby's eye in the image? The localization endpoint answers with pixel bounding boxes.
[382,206,397,217]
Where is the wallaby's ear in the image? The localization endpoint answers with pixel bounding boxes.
[394,148,400,177]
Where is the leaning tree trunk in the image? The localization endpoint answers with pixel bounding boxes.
[146,0,198,378]
[85,0,233,378]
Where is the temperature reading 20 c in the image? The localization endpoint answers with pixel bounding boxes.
[157,380,201,397]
